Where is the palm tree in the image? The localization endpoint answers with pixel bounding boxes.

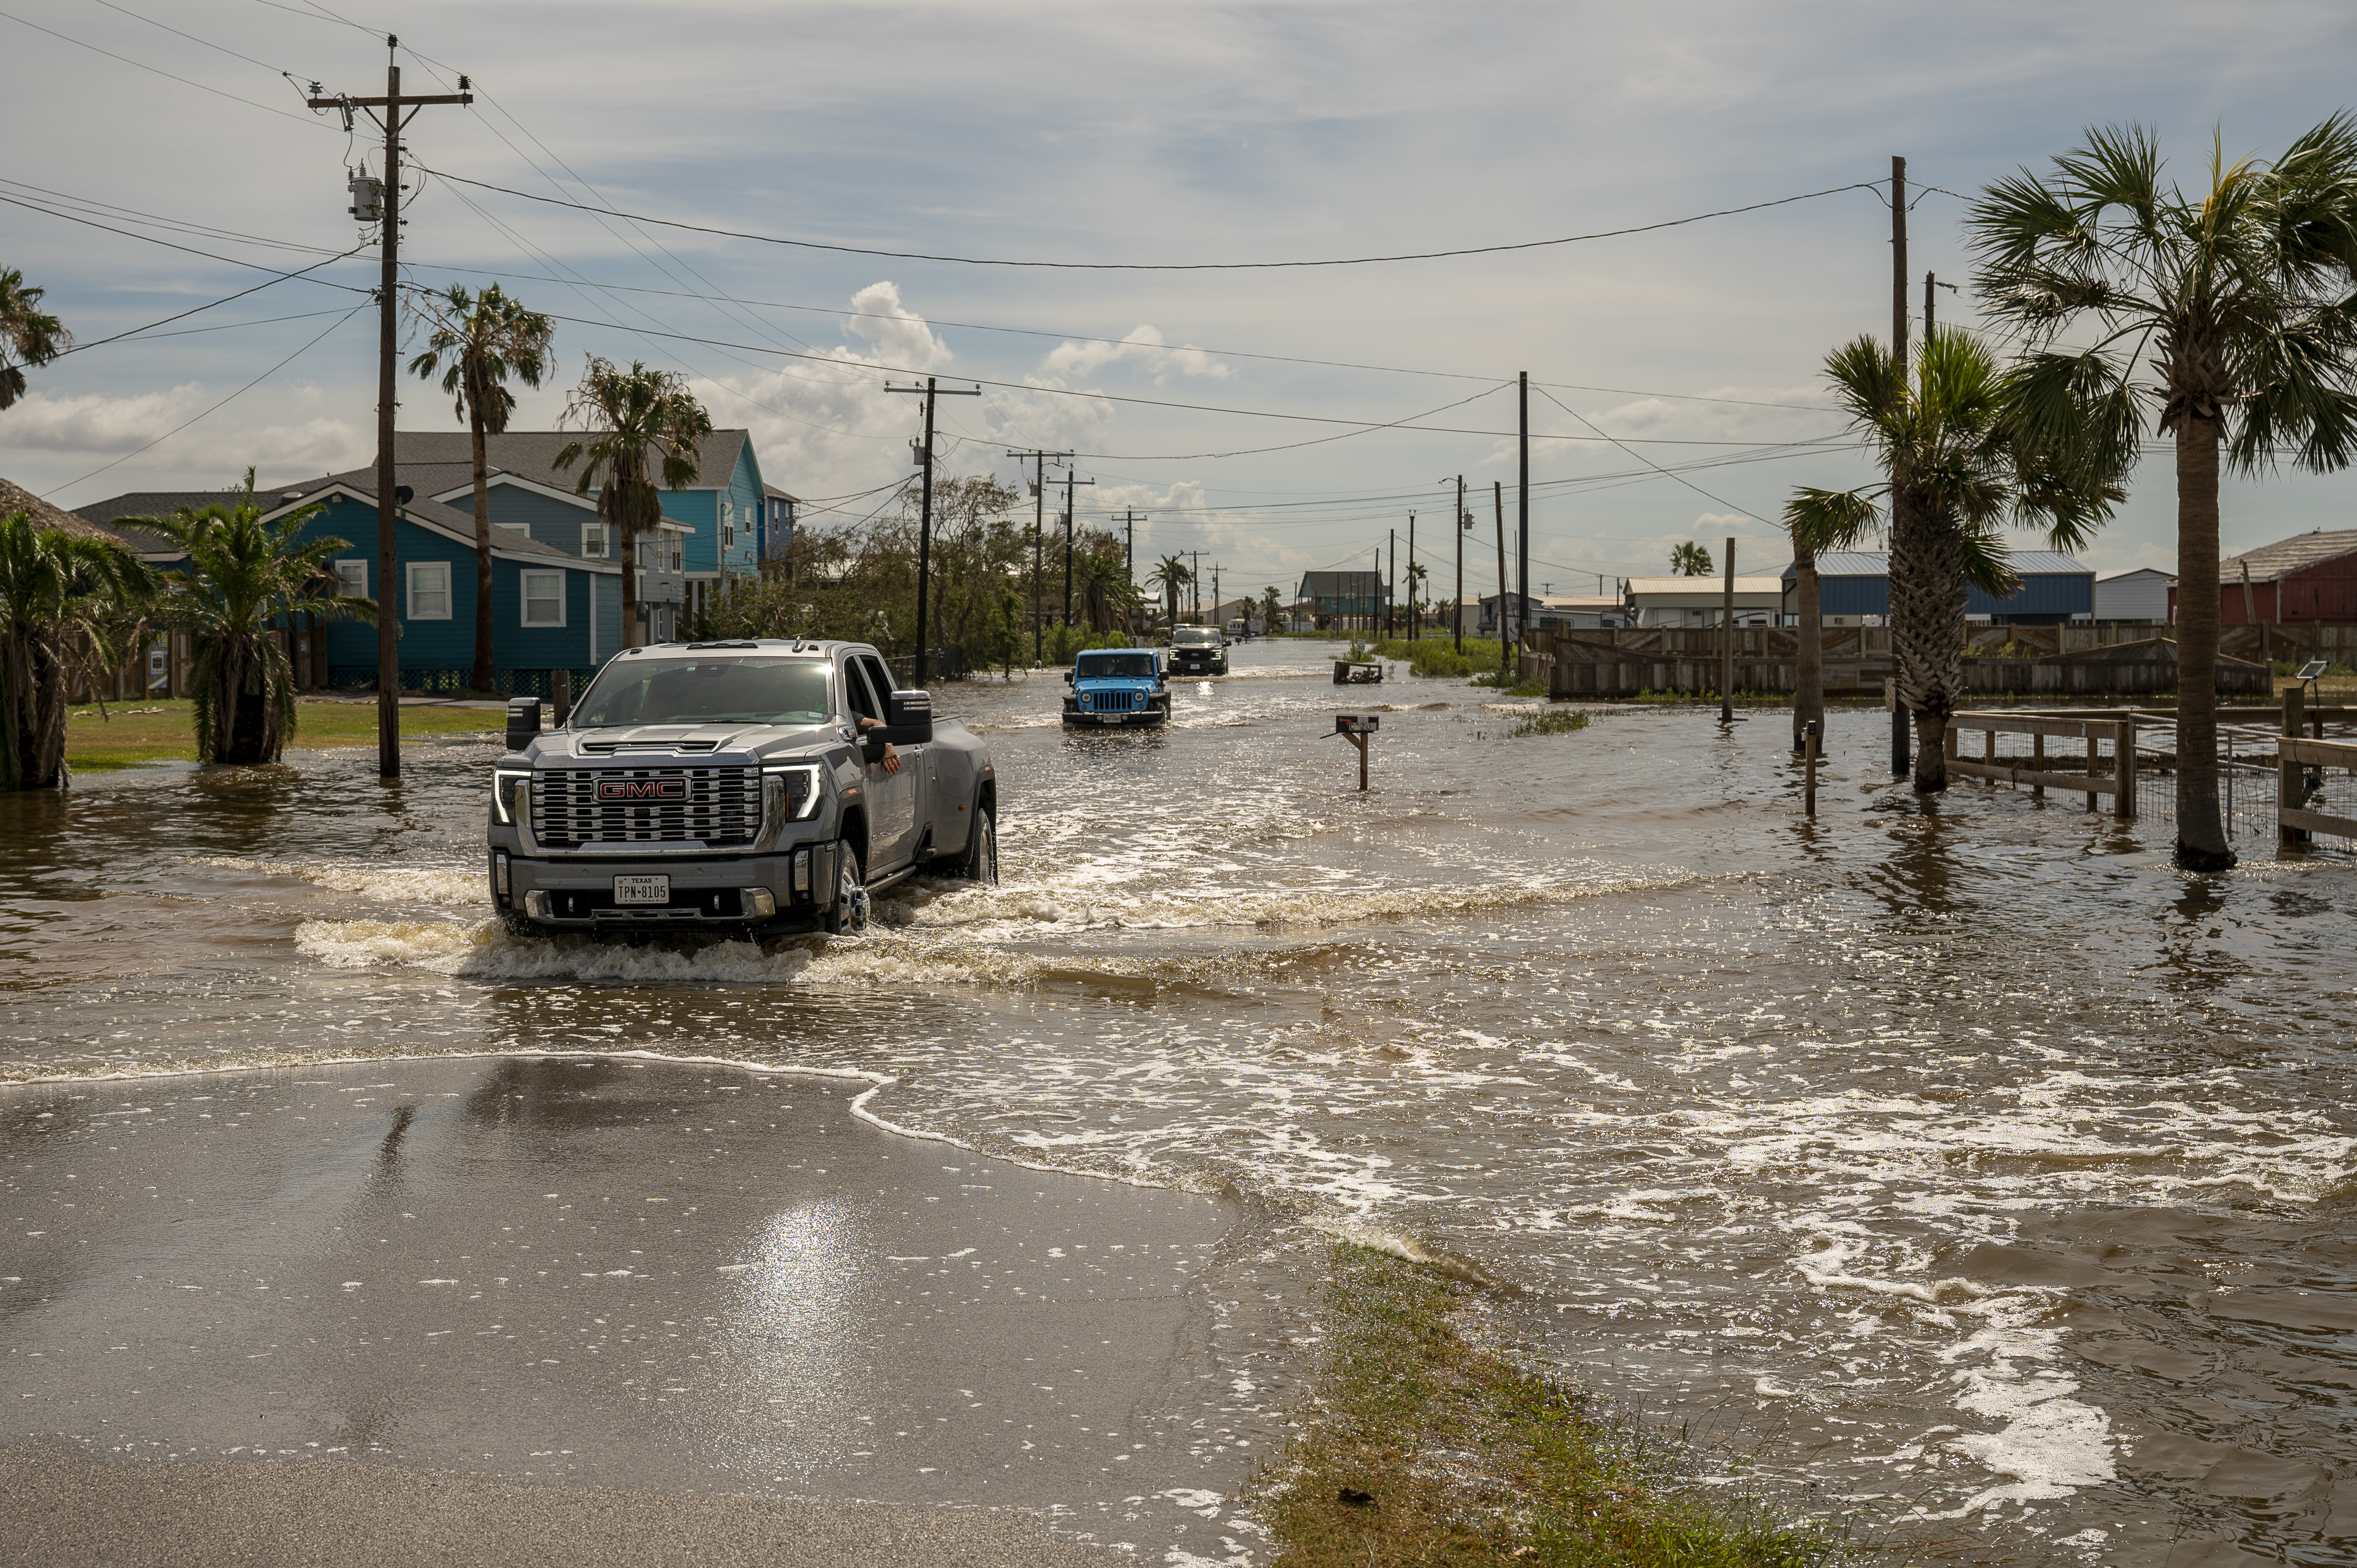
[140,478,378,765]
[1968,119,2357,870]
[1780,490,1875,755]
[1261,584,1283,634]
[1785,329,2122,791]
[1669,540,1713,577]
[409,284,554,692]
[553,359,711,648]
[1146,553,1189,628]
[0,269,71,411]
[1405,559,1429,637]
[0,510,148,788]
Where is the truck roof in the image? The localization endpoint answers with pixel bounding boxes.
[609,638,857,659]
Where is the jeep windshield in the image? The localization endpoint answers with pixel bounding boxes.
[571,657,832,727]
[1077,653,1157,678]
[1172,628,1220,646]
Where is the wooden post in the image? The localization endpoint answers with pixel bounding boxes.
[2282,686,2307,844]
[1803,719,1820,817]
[1719,538,1736,722]
[554,669,573,727]
[1943,727,1958,769]
[2114,718,2135,818]
[1887,676,1908,777]
[1350,730,1369,791]
[2032,732,2045,798]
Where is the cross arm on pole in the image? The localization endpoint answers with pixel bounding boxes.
[310,95,472,107]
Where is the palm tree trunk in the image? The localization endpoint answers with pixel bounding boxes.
[2173,417,2234,869]
[28,632,65,786]
[470,415,496,693]
[1889,498,1966,792]
[1791,538,1822,754]
[615,502,640,651]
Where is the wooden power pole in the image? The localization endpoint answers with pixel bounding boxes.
[1719,537,1736,723]
[887,377,978,687]
[311,39,469,780]
[1452,474,1466,653]
[1005,447,1069,665]
[1492,480,1509,679]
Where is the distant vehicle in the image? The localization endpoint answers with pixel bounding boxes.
[1063,647,1169,727]
[1168,625,1229,676]
[1225,618,1248,639]
[487,639,996,938]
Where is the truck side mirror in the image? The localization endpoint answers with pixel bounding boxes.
[878,689,933,745]
[505,695,542,751]
[1065,671,1075,686]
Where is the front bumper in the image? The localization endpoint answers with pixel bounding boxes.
[491,842,842,930]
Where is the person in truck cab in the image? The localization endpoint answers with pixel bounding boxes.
[844,663,904,775]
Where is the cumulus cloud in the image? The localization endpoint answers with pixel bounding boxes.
[1041,326,1231,383]
[5,385,211,452]
[2,383,367,501]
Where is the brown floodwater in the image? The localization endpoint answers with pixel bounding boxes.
[5,638,2356,1565]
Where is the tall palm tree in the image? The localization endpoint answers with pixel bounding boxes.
[1780,489,1875,755]
[0,269,71,412]
[553,359,711,648]
[1261,584,1283,634]
[1146,553,1189,628]
[409,283,554,692]
[140,479,378,765]
[1785,329,2121,791]
[1968,118,2357,870]
[1669,540,1713,577]
[0,510,148,788]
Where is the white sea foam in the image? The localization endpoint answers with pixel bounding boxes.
[195,856,486,909]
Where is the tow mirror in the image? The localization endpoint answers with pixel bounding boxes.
[878,689,933,745]
[1064,671,1075,686]
[505,695,542,751]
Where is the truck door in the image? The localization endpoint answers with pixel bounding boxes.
[845,656,919,871]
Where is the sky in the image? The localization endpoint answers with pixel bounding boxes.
[4,0,2355,604]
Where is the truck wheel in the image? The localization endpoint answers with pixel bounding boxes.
[825,842,869,935]
[955,804,997,885]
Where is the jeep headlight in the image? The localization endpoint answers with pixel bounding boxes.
[762,762,823,821]
[491,768,532,825]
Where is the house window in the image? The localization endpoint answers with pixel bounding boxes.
[721,500,734,549]
[670,535,684,572]
[334,559,367,598]
[521,570,565,627]
[407,561,452,620]
[581,521,607,559]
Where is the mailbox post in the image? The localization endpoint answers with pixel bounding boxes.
[1335,713,1378,791]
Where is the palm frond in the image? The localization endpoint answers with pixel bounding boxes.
[1782,487,1881,551]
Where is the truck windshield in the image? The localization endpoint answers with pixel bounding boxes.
[1173,628,1219,645]
[1078,654,1157,678]
[571,657,832,727]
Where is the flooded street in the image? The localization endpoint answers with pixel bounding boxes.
[7,636,2357,1565]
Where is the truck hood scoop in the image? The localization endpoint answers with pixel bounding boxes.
[578,737,723,755]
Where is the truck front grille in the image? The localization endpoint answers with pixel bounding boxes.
[1085,689,1139,713]
[533,765,761,847]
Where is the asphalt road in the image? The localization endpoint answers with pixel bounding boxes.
[1,1055,1269,1564]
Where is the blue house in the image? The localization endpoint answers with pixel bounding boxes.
[398,428,789,631]
[1780,551,2095,627]
[267,466,625,693]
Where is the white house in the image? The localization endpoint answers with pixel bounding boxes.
[1625,575,1785,627]
[2094,567,2174,623]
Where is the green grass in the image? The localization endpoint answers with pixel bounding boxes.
[65,698,503,771]
[1367,636,1509,680]
[1470,670,1549,698]
[1248,1245,1843,1568]
[1507,706,1591,737]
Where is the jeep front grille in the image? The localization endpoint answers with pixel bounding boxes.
[533,765,761,846]
[1084,689,1140,713]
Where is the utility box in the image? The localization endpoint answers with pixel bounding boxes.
[348,175,383,223]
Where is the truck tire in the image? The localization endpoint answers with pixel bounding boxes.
[954,803,997,885]
[825,842,868,935]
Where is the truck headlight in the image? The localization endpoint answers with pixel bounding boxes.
[491,769,531,825]
[762,763,823,821]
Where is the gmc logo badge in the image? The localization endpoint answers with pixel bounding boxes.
[599,779,685,801]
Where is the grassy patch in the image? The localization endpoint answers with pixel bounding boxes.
[66,698,502,771]
[1248,1245,1840,1568]
[1470,670,1549,698]
[1369,637,1508,680]
[1507,706,1591,737]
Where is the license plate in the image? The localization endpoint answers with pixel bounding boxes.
[1096,713,1120,724]
[613,874,670,905]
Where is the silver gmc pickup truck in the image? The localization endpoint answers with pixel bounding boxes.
[486,639,996,937]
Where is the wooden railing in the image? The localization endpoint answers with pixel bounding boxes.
[2278,735,2357,843]
[1945,711,2137,816]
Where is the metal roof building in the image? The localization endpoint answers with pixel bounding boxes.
[1781,551,2094,625]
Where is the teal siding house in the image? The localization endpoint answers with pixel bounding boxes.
[398,428,788,632]
[267,466,624,693]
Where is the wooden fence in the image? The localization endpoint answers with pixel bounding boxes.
[1945,711,2138,816]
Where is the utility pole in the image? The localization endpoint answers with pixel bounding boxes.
[1056,468,1095,629]
[1453,474,1466,653]
[1407,513,1417,640]
[1925,271,1958,340]
[1115,509,1140,584]
[1720,537,1736,723]
[1386,529,1395,639]
[887,377,979,687]
[1187,550,1203,623]
[1211,562,1220,625]
[310,40,470,780]
[1517,372,1529,679]
[1005,447,1070,665]
[1892,156,1908,376]
[1492,480,1510,679]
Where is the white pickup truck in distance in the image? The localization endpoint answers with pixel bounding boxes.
[487,639,995,937]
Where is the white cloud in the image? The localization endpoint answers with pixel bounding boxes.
[1041,326,1231,383]
[5,386,210,453]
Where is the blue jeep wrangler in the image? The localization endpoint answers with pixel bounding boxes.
[1062,648,1170,727]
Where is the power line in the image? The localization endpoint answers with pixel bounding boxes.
[1534,384,1767,525]
[0,7,326,125]
[48,245,371,360]
[420,166,1889,271]
[0,192,373,294]
[39,305,368,501]
[89,0,304,78]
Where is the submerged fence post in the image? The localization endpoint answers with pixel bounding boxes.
[2282,687,2308,845]
[1804,719,1821,817]
[2114,717,2135,818]
[1887,677,1908,777]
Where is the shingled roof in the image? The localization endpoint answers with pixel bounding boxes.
[0,476,135,546]
[2223,529,2357,581]
[395,429,750,491]
[75,489,249,554]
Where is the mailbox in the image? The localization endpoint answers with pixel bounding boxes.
[1335,714,1379,735]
